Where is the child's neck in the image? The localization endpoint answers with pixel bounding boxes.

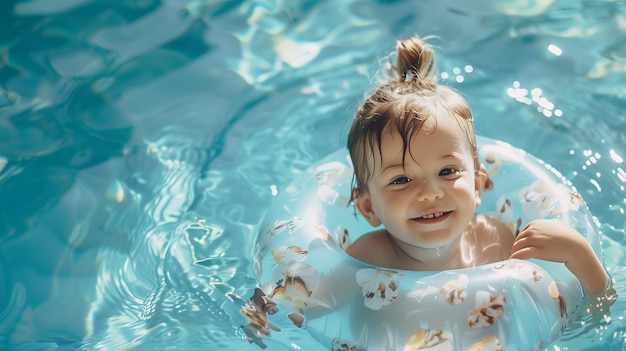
[389,235,464,271]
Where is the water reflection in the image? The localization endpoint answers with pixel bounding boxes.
[0,0,625,350]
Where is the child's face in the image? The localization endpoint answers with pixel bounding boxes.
[355,116,483,250]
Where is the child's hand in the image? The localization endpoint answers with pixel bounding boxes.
[510,219,585,264]
[510,219,608,295]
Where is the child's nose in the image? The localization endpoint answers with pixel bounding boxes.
[417,179,443,201]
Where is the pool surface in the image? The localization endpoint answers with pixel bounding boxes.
[1,0,625,350]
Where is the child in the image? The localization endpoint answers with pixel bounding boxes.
[345,35,609,295]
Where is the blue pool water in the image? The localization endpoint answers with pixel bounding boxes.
[1,0,625,350]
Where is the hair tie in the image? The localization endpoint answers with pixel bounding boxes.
[404,70,415,82]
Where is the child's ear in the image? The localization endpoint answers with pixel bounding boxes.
[474,166,488,208]
[354,192,382,227]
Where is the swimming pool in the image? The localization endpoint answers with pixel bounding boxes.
[0,0,624,350]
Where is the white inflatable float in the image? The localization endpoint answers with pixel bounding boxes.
[252,136,603,350]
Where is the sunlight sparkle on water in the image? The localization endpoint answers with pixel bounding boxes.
[275,36,321,68]
[590,179,602,192]
[441,65,472,84]
[548,44,562,56]
[616,168,626,183]
[610,149,624,164]
[508,81,563,117]
[507,81,531,104]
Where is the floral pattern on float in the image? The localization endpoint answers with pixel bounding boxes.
[355,268,400,310]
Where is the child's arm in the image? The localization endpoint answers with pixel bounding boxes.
[509,219,609,295]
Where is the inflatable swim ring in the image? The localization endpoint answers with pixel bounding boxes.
[252,136,603,351]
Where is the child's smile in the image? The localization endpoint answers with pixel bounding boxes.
[411,210,452,223]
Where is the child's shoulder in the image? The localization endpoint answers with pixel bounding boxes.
[472,213,515,234]
[345,230,393,266]
[470,213,515,258]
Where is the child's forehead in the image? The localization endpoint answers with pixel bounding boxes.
[381,114,466,144]
[367,117,471,162]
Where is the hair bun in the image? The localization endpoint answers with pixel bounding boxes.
[395,36,436,85]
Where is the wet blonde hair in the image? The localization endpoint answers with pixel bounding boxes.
[347,36,479,197]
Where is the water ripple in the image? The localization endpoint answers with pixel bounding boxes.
[2,1,626,350]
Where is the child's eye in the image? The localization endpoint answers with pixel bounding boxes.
[440,168,462,177]
[391,176,411,185]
